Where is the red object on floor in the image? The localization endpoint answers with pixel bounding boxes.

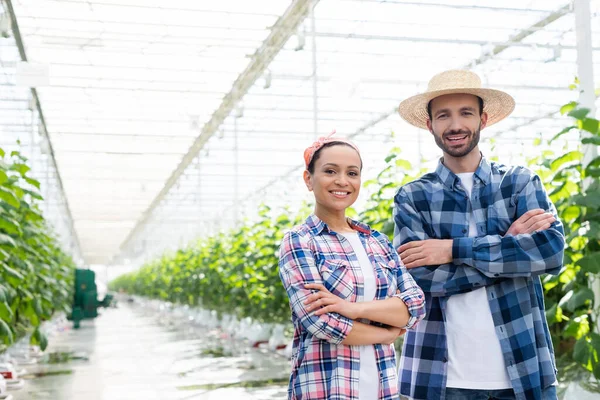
[0,371,13,380]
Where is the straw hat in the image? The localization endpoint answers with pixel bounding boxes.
[398,70,515,129]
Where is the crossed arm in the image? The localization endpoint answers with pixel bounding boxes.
[279,231,405,346]
[393,175,565,297]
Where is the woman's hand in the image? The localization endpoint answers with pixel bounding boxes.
[384,326,406,345]
[304,283,360,320]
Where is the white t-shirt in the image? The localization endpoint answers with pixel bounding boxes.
[445,172,512,389]
[340,232,379,400]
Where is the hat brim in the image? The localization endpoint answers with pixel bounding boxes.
[398,88,515,129]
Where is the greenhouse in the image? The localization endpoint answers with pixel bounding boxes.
[0,0,599,398]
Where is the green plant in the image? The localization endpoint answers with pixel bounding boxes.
[111,105,600,392]
[532,101,600,389]
[0,147,76,352]
[110,204,311,324]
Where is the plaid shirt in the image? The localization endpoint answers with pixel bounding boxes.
[393,156,565,400]
[279,214,426,400]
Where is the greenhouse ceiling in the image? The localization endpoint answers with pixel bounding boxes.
[0,0,599,265]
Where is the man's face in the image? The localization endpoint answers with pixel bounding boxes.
[426,93,488,158]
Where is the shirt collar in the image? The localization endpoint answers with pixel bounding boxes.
[305,214,372,235]
[435,153,492,189]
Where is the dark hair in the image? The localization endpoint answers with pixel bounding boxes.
[307,142,363,174]
[427,96,484,120]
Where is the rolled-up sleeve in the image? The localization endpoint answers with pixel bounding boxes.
[452,174,565,278]
[278,230,353,344]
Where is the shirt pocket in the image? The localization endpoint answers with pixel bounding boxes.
[318,259,355,300]
[376,259,399,298]
[488,193,518,234]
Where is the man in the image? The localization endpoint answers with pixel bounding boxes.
[393,69,564,400]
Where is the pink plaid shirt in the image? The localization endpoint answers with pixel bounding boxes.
[279,215,426,399]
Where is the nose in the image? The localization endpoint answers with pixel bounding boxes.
[448,117,463,132]
[335,175,349,186]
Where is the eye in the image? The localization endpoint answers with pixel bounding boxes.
[463,111,474,116]
[348,171,359,177]
[325,169,336,174]
[436,114,447,119]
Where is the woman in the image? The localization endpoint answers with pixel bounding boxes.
[278,132,426,400]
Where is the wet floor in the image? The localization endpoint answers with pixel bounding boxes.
[11,300,289,400]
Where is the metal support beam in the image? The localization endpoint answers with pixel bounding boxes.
[118,0,318,258]
[574,0,599,333]
[4,0,83,263]
[216,2,576,226]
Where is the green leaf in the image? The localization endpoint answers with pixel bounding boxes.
[0,318,13,344]
[545,303,559,324]
[0,170,7,185]
[577,253,600,274]
[31,327,48,351]
[0,187,20,208]
[395,159,412,171]
[10,163,30,177]
[565,288,595,311]
[574,337,591,365]
[550,126,577,142]
[22,189,43,201]
[0,148,4,157]
[564,315,590,340]
[384,154,397,163]
[1,264,24,280]
[25,301,39,326]
[560,101,578,115]
[12,186,24,200]
[594,362,600,380]
[549,151,583,172]
[0,233,16,247]
[0,301,13,321]
[0,218,20,236]
[24,176,41,189]
[578,118,600,135]
[582,137,600,146]
[573,193,600,209]
[568,107,591,120]
[585,156,600,179]
[561,205,580,222]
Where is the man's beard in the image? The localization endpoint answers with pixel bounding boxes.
[433,123,481,158]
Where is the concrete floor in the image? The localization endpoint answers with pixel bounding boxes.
[11,301,289,400]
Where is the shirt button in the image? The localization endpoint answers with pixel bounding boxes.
[494,273,500,277]
[462,228,467,234]
[442,357,448,363]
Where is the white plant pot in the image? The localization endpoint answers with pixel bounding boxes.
[268,324,287,351]
[248,323,272,348]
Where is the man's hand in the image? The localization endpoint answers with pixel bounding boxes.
[304,283,360,320]
[398,239,453,269]
[505,209,556,236]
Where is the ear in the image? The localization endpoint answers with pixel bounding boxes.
[480,112,489,130]
[303,170,313,191]
[426,119,434,135]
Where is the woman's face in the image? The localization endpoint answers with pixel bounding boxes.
[304,144,361,215]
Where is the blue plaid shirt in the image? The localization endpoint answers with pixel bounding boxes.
[393,156,565,400]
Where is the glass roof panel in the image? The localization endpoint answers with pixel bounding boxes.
[2,0,599,265]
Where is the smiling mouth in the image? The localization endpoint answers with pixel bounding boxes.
[330,191,351,198]
[446,135,468,142]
